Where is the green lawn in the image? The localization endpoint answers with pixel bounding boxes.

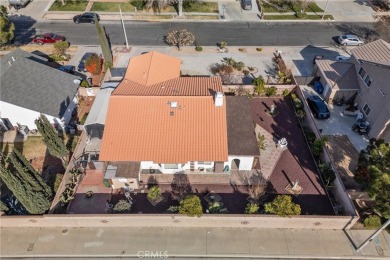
[185,15,219,20]
[91,2,136,12]
[49,1,88,11]
[264,14,334,20]
[183,2,218,13]
[260,1,324,13]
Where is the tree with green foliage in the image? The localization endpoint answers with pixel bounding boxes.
[0,5,15,46]
[179,195,203,217]
[147,186,161,202]
[355,139,390,219]
[114,199,131,213]
[1,200,9,212]
[245,203,259,214]
[94,15,113,71]
[35,114,67,165]
[264,195,301,217]
[253,76,266,96]
[7,149,52,198]
[53,40,70,57]
[364,215,382,229]
[0,164,51,214]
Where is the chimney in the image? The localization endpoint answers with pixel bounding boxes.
[215,92,223,107]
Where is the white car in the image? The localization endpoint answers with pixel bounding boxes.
[336,55,351,61]
[338,35,364,46]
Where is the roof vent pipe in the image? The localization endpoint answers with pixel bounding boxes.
[215,92,223,107]
[11,56,16,62]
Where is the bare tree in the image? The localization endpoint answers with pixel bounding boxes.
[165,29,195,50]
[240,171,268,202]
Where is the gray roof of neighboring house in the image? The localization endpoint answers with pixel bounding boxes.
[351,39,390,66]
[84,82,118,127]
[316,59,360,90]
[226,96,259,156]
[0,49,80,118]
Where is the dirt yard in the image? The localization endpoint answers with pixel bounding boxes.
[325,135,361,191]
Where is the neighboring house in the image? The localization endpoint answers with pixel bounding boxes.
[313,40,390,141]
[99,52,259,184]
[0,49,80,131]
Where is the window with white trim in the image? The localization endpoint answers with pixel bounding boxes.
[364,75,372,87]
[363,103,371,116]
[358,67,366,78]
[164,164,178,169]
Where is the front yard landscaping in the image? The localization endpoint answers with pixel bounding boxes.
[49,1,88,11]
[260,0,324,13]
[264,14,334,20]
[91,2,137,12]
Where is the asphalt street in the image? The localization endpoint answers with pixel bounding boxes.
[10,18,380,47]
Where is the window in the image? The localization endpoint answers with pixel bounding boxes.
[363,103,371,116]
[198,161,212,165]
[364,75,372,87]
[358,67,366,78]
[379,89,386,96]
[164,164,178,169]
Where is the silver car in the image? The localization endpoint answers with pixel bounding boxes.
[338,35,364,46]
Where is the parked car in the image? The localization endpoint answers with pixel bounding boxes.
[313,55,325,64]
[73,12,100,24]
[338,35,364,46]
[77,52,94,72]
[32,33,65,45]
[241,0,252,10]
[57,65,75,74]
[306,95,330,119]
[335,55,351,61]
[313,81,324,94]
[8,0,31,10]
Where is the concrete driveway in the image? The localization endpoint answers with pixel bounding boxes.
[221,0,261,21]
[300,85,369,151]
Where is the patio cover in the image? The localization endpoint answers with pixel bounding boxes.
[84,82,118,138]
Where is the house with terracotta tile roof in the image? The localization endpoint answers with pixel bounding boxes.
[99,52,259,186]
[313,39,390,141]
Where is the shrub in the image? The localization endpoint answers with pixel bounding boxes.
[238,48,245,52]
[319,163,336,187]
[85,53,102,75]
[233,61,245,71]
[53,41,70,56]
[282,89,290,96]
[311,137,327,160]
[296,12,308,19]
[253,76,266,96]
[265,86,277,97]
[147,186,161,202]
[179,195,203,217]
[245,203,259,214]
[291,93,303,109]
[208,201,228,214]
[264,195,301,217]
[113,199,131,213]
[256,47,263,51]
[166,205,179,213]
[364,215,381,229]
[130,0,145,10]
[220,41,227,48]
[80,80,89,88]
[248,66,255,71]
[243,69,250,76]
[257,133,267,151]
[195,46,203,51]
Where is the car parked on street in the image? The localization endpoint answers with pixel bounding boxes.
[241,0,252,10]
[8,0,31,10]
[338,35,363,46]
[73,12,100,24]
[306,95,330,119]
[77,52,94,72]
[32,33,65,45]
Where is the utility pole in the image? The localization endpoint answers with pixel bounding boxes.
[356,219,390,252]
[119,5,129,49]
[322,0,330,20]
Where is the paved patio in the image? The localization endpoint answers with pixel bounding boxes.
[250,97,334,215]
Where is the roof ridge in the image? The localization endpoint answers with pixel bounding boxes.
[145,51,154,86]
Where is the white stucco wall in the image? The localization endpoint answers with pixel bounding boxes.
[0,96,77,130]
[227,156,254,171]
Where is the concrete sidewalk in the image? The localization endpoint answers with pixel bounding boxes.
[1,226,389,258]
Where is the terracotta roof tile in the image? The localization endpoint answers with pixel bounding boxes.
[100,96,228,163]
[113,77,223,96]
[124,52,181,86]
